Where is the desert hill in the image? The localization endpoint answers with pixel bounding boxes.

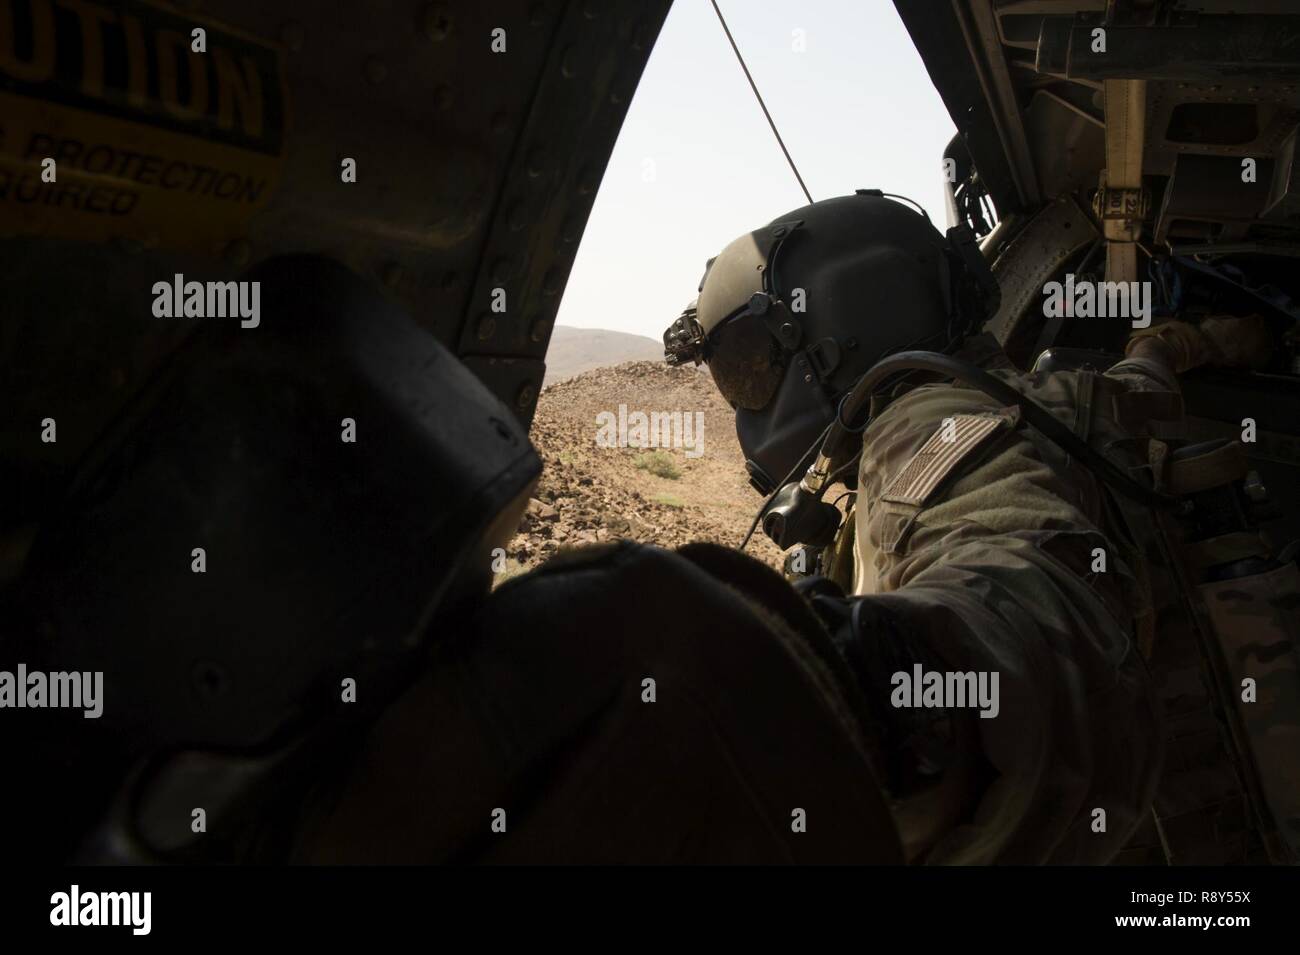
[499,360,785,581]
[542,326,665,385]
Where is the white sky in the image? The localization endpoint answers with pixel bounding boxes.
[556,0,958,340]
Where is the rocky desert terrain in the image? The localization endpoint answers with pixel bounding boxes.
[498,360,784,583]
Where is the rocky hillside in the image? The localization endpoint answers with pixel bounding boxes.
[499,360,784,582]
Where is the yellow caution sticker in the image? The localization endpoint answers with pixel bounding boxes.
[0,0,287,254]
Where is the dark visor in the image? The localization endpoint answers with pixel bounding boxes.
[706,313,787,412]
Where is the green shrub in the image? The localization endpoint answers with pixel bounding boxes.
[633,450,681,480]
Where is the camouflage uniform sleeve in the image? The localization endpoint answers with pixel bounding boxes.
[1103,350,1182,397]
[851,375,1163,864]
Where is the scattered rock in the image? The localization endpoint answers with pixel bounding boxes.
[499,360,785,580]
[527,498,558,521]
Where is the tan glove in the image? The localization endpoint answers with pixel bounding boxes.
[1126,315,1272,373]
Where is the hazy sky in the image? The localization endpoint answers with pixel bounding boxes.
[556,0,958,340]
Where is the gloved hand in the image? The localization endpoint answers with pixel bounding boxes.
[1126,314,1272,373]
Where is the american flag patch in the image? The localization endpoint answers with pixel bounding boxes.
[880,414,1008,507]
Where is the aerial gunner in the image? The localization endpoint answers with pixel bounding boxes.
[663,190,1296,863]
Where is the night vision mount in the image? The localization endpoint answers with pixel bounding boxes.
[663,301,706,367]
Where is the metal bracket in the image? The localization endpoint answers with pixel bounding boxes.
[1092,179,1150,243]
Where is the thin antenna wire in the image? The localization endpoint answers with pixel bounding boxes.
[709,0,814,205]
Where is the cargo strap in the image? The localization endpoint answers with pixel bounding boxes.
[1097,79,1149,284]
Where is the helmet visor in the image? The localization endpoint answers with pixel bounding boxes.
[706,313,787,412]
